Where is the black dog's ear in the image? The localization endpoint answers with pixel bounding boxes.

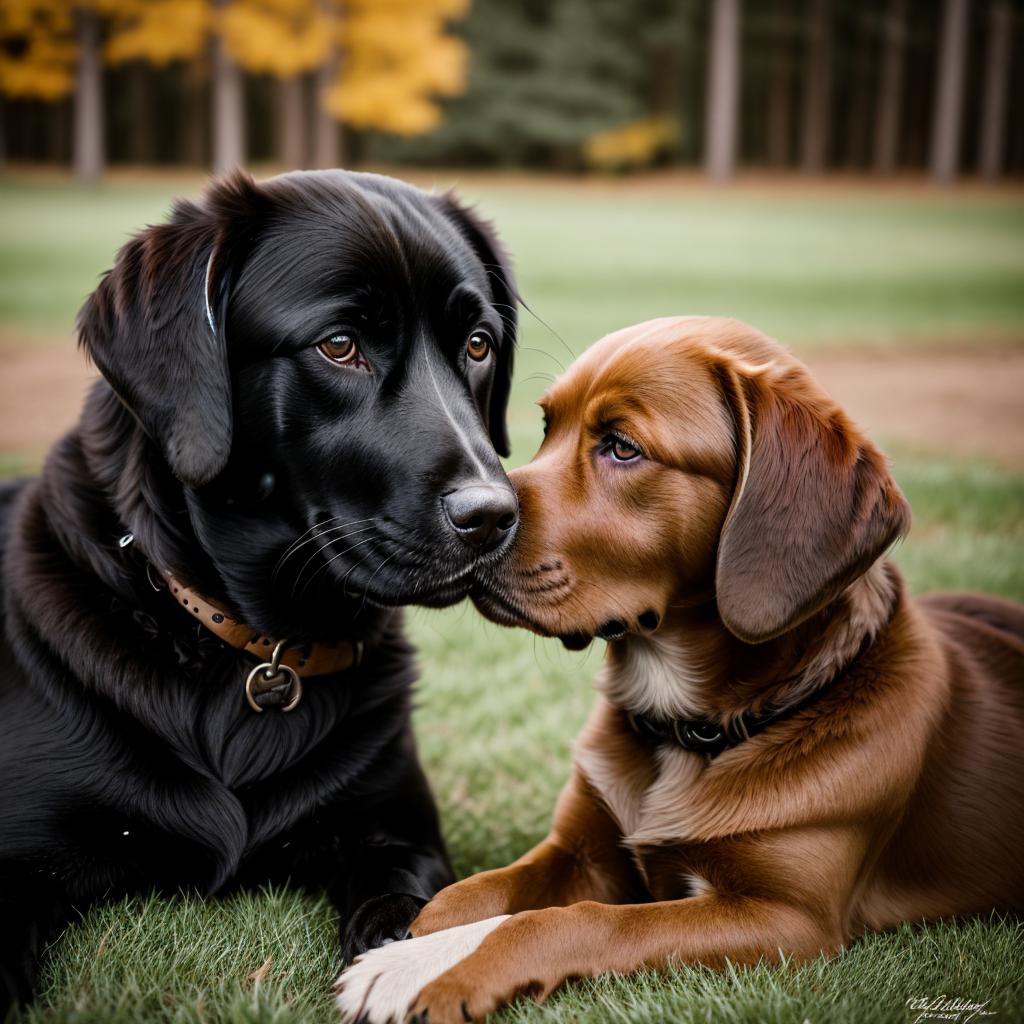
[77,172,262,488]
[437,194,517,457]
[715,357,911,644]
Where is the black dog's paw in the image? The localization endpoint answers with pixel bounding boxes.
[341,893,425,963]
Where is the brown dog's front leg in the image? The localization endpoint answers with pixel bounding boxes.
[410,771,642,936]
[410,894,841,1023]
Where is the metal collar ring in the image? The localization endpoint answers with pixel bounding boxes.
[245,639,303,713]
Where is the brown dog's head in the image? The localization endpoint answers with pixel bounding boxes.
[472,317,910,648]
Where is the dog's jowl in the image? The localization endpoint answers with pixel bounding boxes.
[0,170,518,1009]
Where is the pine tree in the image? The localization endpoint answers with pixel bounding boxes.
[376,0,679,168]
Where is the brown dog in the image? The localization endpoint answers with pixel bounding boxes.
[336,317,1024,1024]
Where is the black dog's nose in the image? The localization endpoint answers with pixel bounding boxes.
[443,484,518,551]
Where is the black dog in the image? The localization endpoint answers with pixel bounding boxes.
[0,169,518,1009]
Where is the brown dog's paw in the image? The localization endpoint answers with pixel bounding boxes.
[409,968,547,1024]
[409,882,507,937]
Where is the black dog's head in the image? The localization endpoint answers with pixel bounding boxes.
[77,170,518,638]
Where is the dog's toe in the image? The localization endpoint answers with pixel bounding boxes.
[334,916,509,1024]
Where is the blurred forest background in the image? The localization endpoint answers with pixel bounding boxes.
[1,0,1021,184]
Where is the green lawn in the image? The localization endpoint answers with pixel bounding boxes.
[2,174,1023,1023]
[3,175,1024,348]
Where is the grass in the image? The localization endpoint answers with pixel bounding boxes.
[20,894,1024,1024]
[2,174,1024,353]
[2,173,1023,1023]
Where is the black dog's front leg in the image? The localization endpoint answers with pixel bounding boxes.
[333,759,453,963]
[0,872,74,1015]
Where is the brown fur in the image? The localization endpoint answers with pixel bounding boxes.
[407,317,1024,1022]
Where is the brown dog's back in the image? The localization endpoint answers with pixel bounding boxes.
[920,591,1024,652]
[855,592,1024,931]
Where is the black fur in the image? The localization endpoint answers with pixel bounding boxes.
[0,170,518,1009]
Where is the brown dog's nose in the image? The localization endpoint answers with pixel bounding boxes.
[443,484,518,551]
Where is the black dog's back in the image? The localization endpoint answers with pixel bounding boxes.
[0,477,28,569]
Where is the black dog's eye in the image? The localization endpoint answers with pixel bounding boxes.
[318,333,369,371]
[467,330,492,362]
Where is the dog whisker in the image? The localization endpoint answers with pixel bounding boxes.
[289,527,380,601]
[300,533,380,600]
[518,345,567,376]
[354,551,402,619]
[272,512,349,573]
[519,298,575,367]
[271,515,377,586]
[337,546,378,602]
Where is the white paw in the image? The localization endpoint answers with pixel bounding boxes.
[334,915,509,1024]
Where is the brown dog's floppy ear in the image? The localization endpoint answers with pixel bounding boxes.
[77,172,261,488]
[714,359,910,644]
[436,193,517,457]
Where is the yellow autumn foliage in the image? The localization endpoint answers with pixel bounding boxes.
[220,0,334,77]
[583,117,679,171]
[0,0,470,138]
[106,0,210,65]
[324,0,469,135]
[0,0,75,99]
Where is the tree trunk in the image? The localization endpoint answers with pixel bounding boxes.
[873,0,908,174]
[844,16,873,168]
[979,0,1012,181]
[800,0,831,173]
[212,0,245,174]
[180,59,207,167]
[73,5,104,184]
[929,0,969,184]
[313,56,341,168]
[277,74,306,168]
[130,61,157,164]
[48,97,70,164]
[704,0,740,182]
[766,40,792,168]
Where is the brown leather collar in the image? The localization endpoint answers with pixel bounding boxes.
[165,573,362,679]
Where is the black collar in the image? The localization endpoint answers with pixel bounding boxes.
[624,627,882,759]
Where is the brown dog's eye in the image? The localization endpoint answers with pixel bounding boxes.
[318,334,367,369]
[467,331,492,362]
[606,436,642,462]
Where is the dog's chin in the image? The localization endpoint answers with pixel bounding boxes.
[337,570,477,611]
[367,580,474,609]
[471,586,598,651]
[327,543,516,611]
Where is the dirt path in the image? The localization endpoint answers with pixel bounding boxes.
[806,345,1024,469]
[0,343,99,463]
[2,338,1022,470]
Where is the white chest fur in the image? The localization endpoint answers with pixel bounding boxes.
[600,631,712,721]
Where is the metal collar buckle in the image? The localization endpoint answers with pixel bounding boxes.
[625,709,729,757]
[245,638,303,713]
[672,719,725,750]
